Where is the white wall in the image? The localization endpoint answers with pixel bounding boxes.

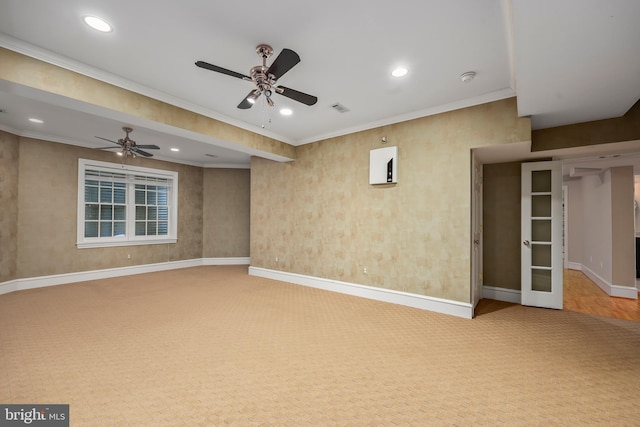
[581,172,613,284]
[564,178,583,268]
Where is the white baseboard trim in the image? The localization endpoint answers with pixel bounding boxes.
[481,268,638,304]
[248,267,473,319]
[482,285,521,303]
[566,262,582,271]
[202,257,250,266]
[610,284,639,299]
[0,257,250,296]
[581,265,638,299]
[581,265,610,295]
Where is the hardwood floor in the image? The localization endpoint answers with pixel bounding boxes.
[563,269,640,321]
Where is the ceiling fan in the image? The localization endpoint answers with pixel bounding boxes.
[95,127,160,158]
[196,44,318,109]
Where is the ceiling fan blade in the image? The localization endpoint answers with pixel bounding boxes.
[276,86,318,106]
[195,61,250,80]
[133,148,153,157]
[95,136,120,145]
[95,146,121,150]
[266,49,300,80]
[237,91,259,109]
[136,144,160,149]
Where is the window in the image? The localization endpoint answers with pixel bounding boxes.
[77,159,178,248]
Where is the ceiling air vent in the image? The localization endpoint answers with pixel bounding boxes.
[330,103,350,113]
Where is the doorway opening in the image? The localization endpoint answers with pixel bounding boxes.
[473,140,640,316]
[562,159,640,320]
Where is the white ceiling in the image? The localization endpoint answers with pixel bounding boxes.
[0,0,639,167]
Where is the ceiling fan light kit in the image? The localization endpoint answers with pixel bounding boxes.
[196,44,318,110]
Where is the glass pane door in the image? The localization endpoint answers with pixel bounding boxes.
[521,162,563,309]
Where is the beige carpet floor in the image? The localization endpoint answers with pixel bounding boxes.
[1,265,639,426]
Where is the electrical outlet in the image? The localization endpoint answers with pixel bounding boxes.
[127,254,131,260]
[363,266,368,274]
[275,256,279,263]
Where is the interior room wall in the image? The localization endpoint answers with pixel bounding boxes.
[250,98,531,303]
[13,136,204,279]
[577,167,636,291]
[0,130,19,282]
[202,168,250,258]
[610,166,635,288]
[482,161,521,290]
[531,99,640,152]
[564,177,583,267]
[580,172,613,284]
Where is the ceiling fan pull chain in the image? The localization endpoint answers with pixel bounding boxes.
[261,97,273,129]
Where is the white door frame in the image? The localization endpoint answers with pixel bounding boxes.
[563,184,568,269]
[471,151,483,313]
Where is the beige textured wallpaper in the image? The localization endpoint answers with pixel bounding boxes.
[251,98,531,303]
[202,168,250,257]
[482,162,521,290]
[0,131,19,282]
[15,136,203,279]
[532,99,640,152]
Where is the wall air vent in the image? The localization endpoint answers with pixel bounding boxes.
[330,103,351,113]
[569,167,602,177]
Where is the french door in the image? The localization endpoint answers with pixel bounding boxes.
[521,161,563,309]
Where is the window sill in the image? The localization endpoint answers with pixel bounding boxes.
[77,238,177,249]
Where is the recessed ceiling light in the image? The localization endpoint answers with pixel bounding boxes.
[28,118,44,124]
[392,67,408,78]
[170,148,180,152]
[280,108,293,116]
[83,16,112,33]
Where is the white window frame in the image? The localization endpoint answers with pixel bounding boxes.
[77,158,178,249]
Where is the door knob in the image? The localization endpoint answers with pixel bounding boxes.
[523,240,530,247]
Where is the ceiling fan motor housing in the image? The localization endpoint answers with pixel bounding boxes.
[250,65,276,99]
